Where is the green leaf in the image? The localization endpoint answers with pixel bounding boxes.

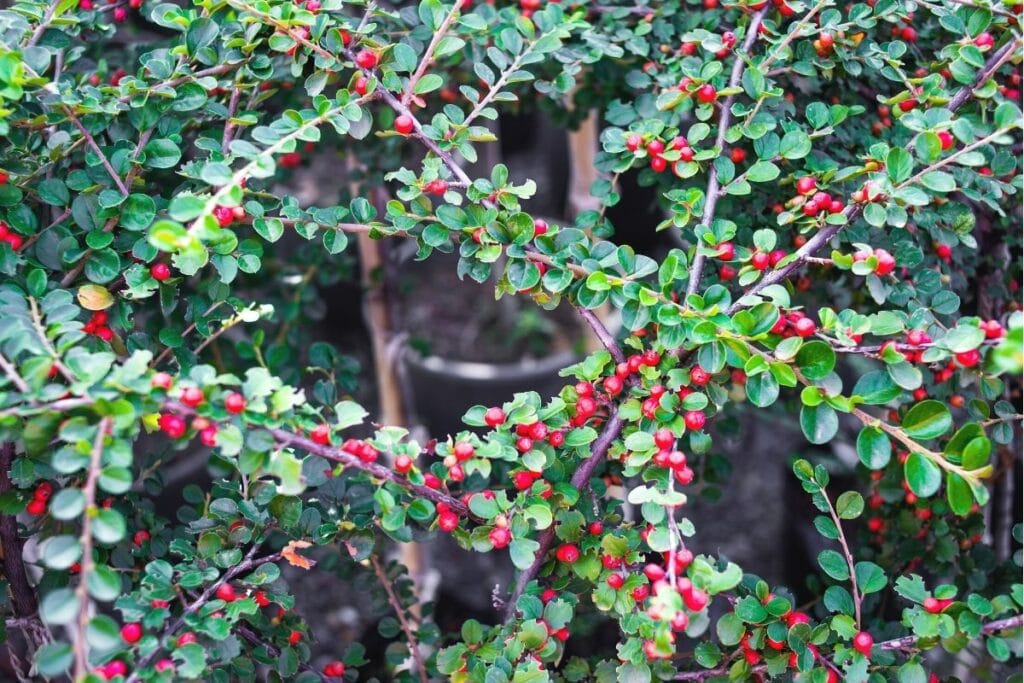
[854,561,887,594]
[902,400,952,440]
[780,131,811,159]
[818,549,849,580]
[946,472,973,515]
[836,491,864,519]
[856,427,891,469]
[795,340,835,380]
[509,538,540,570]
[904,452,942,497]
[801,404,838,444]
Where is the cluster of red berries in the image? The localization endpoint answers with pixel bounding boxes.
[25,481,53,516]
[813,31,836,56]
[438,439,475,483]
[83,310,114,341]
[648,428,696,483]
[0,221,24,251]
[436,501,460,533]
[853,247,896,276]
[77,0,144,22]
[769,310,817,338]
[213,204,245,227]
[793,176,846,217]
[624,133,697,175]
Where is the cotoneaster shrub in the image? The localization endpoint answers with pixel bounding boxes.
[0,0,1022,681]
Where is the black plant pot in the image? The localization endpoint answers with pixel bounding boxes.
[402,348,579,437]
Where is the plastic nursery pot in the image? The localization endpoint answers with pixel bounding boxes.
[402,348,580,437]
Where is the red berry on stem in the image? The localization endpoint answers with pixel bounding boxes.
[180,387,204,407]
[121,623,143,644]
[394,115,415,135]
[555,543,579,563]
[224,392,246,414]
[696,84,717,103]
[151,263,171,281]
[215,583,236,602]
[853,631,874,657]
[355,50,378,69]
[484,407,506,427]
[323,661,346,677]
[310,423,331,445]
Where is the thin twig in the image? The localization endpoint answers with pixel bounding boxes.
[370,556,429,683]
[730,38,1021,312]
[503,408,625,619]
[73,417,113,680]
[124,546,282,682]
[685,7,768,299]
[64,108,129,195]
[0,352,30,392]
[402,1,461,106]
[577,308,624,363]
[822,487,862,629]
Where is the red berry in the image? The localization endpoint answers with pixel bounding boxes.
[955,349,980,367]
[120,623,143,644]
[288,630,302,645]
[323,661,346,677]
[438,510,459,532]
[34,482,53,501]
[200,426,218,447]
[489,527,511,549]
[152,372,173,390]
[215,583,236,602]
[155,659,175,672]
[453,441,475,462]
[607,573,624,589]
[874,249,896,275]
[133,530,150,546]
[588,521,604,535]
[159,414,186,439]
[973,32,994,48]
[689,366,710,386]
[394,115,415,135]
[176,632,197,647]
[151,263,171,281]
[795,176,817,195]
[937,130,954,150]
[224,392,246,414]
[355,50,378,69]
[26,499,46,515]
[310,423,331,445]
[555,543,579,563]
[684,411,706,431]
[533,219,548,236]
[603,375,623,396]
[484,407,506,427]
[180,386,204,407]
[696,84,717,103]
[751,252,770,270]
[853,631,874,657]
[654,428,674,449]
[717,242,735,261]
[794,317,817,337]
